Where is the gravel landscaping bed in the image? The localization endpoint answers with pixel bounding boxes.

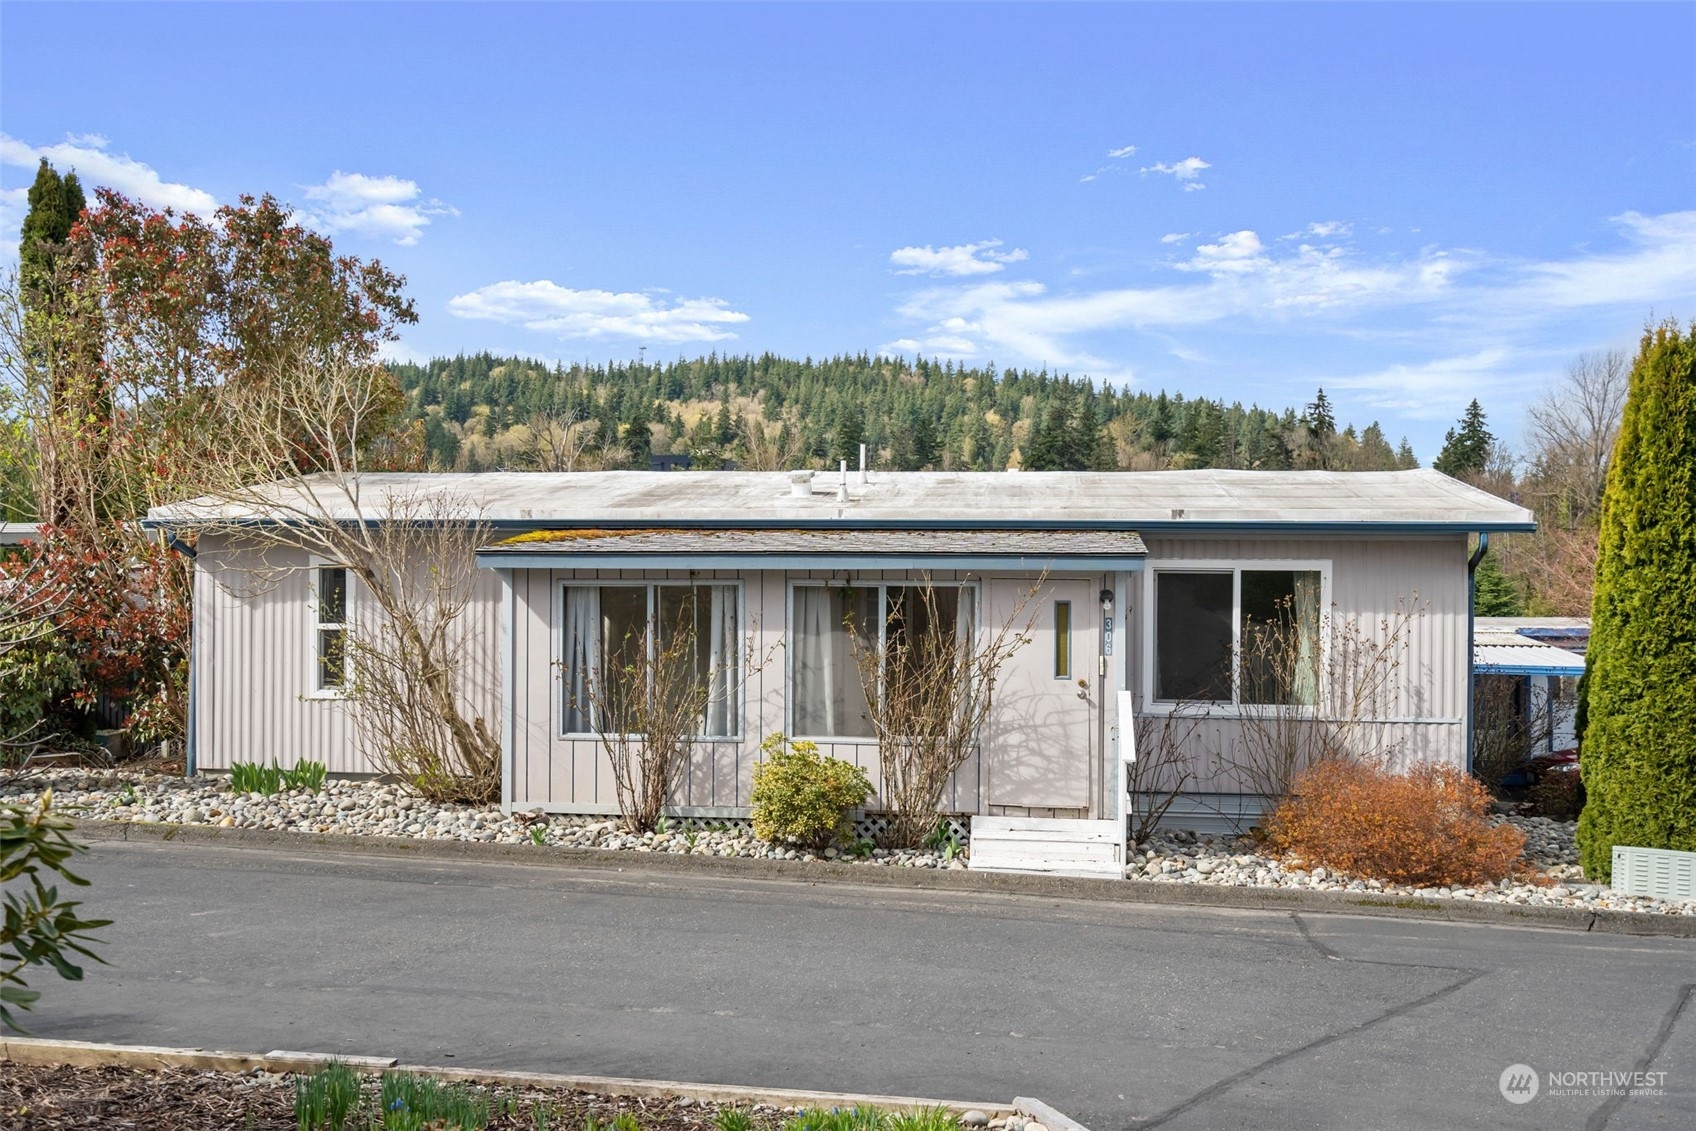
[3,770,963,869]
[1128,819,1696,915]
[8,768,1693,915]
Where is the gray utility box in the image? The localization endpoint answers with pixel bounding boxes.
[1611,845,1696,902]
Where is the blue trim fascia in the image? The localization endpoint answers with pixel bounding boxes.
[475,552,1148,572]
[1474,664,1586,678]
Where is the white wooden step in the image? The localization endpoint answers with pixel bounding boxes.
[969,816,1125,880]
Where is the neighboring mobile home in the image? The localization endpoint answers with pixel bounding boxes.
[149,469,1534,834]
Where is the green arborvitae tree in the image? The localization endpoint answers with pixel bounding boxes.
[19,159,87,298]
[1576,322,1696,880]
[1434,399,1494,478]
[1472,548,1525,616]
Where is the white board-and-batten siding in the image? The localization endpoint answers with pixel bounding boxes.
[1128,535,1472,789]
[506,567,1011,815]
[189,536,503,776]
[188,531,1474,818]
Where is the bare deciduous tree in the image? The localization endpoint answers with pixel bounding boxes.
[736,414,807,472]
[1526,350,1629,522]
[851,579,1034,849]
[175,350,501,801]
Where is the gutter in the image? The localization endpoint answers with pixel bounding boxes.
[142,516,1540,536]
[1465,532,1489,773]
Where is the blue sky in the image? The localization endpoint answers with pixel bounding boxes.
[3,2,1694,459]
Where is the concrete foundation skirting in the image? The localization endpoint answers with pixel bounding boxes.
[68,819,1696,939]
[0,1037,1018,1117]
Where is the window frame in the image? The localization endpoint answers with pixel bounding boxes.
[1141,558,1331,713]
[306,559,353,699]
[786,579,980,743]
[555,579,745,742]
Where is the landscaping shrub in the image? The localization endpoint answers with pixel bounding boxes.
[1266,760,1527,887]
[750,734,873,849]
[1577,321,1696,880]
[1527,756,1584,820]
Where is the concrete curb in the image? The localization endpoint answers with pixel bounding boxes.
[0,1036,1015,1116]
[69,818,1696,939]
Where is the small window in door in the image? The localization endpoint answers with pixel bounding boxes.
[1054,600,1072,679]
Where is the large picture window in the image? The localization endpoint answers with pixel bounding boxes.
[791,582,975,738]
[561,583,740,737]
[1153,566,1323,706]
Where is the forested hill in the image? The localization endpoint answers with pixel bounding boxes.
[387,352,1420,475]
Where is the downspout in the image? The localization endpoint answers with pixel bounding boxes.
[1465,532,1489,774]
[160,530,198,778]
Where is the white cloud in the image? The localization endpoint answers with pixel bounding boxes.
[1160,232,1191,245]
[300,171,456,246]
[889,239,1029,277]
[1182,230,1269,275]
[447,280,750,344]
[1509,209,1696,309]
[1305,220,1352,239]
[0,132,218,214]
[1141,156,1211,190]
[1106,145,1138,159]
[1327,349,1540,419]
[884,207,1696,403]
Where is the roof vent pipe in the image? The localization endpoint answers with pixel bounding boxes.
[838,460,850,503]
[789,470,814,498]
[859,443,868,484]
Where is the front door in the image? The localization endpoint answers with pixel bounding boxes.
[985,577,1097,810]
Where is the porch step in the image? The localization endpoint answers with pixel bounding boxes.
[968,816,1125,880]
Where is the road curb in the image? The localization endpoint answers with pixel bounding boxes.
[69,818,1696,939]
[0,1036,1016,1116]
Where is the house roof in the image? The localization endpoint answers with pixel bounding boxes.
[1473,626,1588,677]
[477,527,1149,572]
[145,468,1536,534]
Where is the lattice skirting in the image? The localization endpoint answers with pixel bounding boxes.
[662,812,972,844]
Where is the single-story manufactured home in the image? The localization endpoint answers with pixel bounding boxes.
[149,468,1535,850]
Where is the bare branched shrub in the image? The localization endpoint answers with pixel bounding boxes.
[851,578,1034,849]
[345,498,500,803]
[580,592,754,832]
[1471,674,1555,794]
[173,350,501,802]
[1227,596,1425,803]
[1125,701,1204,844]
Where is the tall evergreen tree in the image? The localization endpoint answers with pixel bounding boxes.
[1434,399,1494,477]
[1472,550,1525,616]
[1304,388,1336,438]
[19,158,87,298]
[1575,323,1696,880]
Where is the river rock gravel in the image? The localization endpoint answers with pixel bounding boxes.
[6,768,1690,915]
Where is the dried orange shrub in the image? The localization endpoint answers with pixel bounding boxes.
[1267,760,1527,887]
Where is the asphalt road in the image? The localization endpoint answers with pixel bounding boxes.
[19,839,1696,1130]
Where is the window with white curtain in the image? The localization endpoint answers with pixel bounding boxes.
[791,582,975,739]
[560,583,740,737]
[1154,567,1323,706]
